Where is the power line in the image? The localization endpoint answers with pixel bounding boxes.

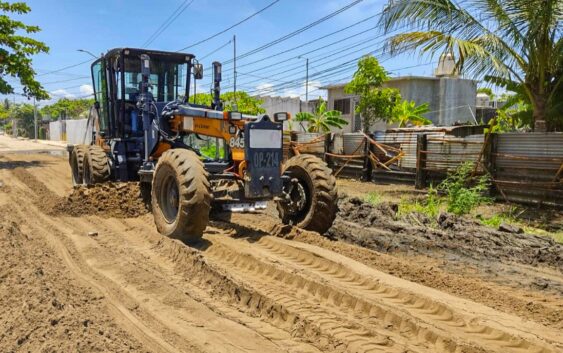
[222,37,390,90]
[176,0,281,51]
[36,59,92,77]
[221,12,381,70]
[250,60,439,98]
[143,0,196,48]
[199,39,232,61]
[221,0,365,65]
[42,76,90,85]
[216,23,410,85]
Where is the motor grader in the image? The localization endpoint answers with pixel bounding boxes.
[68,48,337,242]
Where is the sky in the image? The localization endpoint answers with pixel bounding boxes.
[3,0,462,107]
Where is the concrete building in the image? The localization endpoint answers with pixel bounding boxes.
[321,58,478,132]
[257,95,317,131]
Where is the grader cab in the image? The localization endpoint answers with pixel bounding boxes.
[68,48,337,242]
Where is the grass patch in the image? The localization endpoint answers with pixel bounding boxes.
[479,206,563,244]
[398,186,441,221]
[363,192,382,205]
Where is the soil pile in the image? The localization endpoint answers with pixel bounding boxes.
[54,183,149,218]
[329,197,563,270]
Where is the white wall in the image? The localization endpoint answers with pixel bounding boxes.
[66,119,92,145]
[49,121,62,141]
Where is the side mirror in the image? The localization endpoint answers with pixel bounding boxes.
[193,63,203,80]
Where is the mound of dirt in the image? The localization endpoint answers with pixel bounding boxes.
[54,183,149,218]
[329,197,563,270]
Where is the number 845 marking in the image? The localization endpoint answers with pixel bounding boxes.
[229,136,245,149]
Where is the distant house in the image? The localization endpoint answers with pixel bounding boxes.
[320,56,478,132]
[257,95,318,131]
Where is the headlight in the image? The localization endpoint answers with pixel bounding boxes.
[273,112,290,122]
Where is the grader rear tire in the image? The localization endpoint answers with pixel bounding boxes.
[83,145,110,185]
[70,145,88,186]
[277,154,338,234]
[151,149,211,243]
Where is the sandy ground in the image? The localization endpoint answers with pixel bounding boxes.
[0,135,562,353]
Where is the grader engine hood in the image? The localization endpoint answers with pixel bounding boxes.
[244,116,283,199]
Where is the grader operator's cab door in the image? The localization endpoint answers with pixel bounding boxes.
[91,59,110,140]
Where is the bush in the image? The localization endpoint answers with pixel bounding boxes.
[438,162,491,215]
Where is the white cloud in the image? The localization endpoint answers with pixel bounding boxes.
[281,80,325,99]
[50,89,76,99]
[254,82,276,96]
[79,84,94,96]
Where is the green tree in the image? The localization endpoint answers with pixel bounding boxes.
[0,99,10,121]
[392,100,431,127]
[380,0,562,131]
[344,56,400,132]
[40,98,95,119]
[0,1,49,100]
[295,97,348,133]
[11,103,36,137]
[221,91,265,115]
[190,91,265,115]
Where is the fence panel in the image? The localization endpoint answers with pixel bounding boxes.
[425,134,484,172]
[493,132,563,206]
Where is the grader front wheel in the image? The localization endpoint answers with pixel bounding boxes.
[83,145,110,185]
[277,154,338,234]
[70,145,88,186]
[151,149,212,243]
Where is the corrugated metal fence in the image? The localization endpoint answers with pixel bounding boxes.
[314,130,562,207]
[489,133,563,206]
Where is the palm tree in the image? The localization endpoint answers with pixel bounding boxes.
[295,97,348,133]
[392,100,432,127]
[380,0,562,131]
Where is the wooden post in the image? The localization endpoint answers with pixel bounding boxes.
[324,133,333,168]
[361,135,372,181]
[486,133,499,196]
[415,134,428,189]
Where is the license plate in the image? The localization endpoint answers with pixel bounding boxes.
[249,129,281,149]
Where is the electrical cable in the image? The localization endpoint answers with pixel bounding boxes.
[176,0,281,51]
[143,0,196,48]
[220,11,382,70]
[221,0,365,64]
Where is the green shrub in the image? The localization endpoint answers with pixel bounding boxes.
[439,162,491,215]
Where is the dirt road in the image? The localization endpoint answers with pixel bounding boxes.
[0,138,561,353]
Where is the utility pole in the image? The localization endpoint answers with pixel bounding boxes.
[305,57,309,112]
[233,35,237,96]
[33,97,37,141]
[298,56,309,113]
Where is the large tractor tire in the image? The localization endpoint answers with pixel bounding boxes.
[83,145,110,185]
[151,149,212,243]
[70,145,88,186]
[277,154,338,234]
